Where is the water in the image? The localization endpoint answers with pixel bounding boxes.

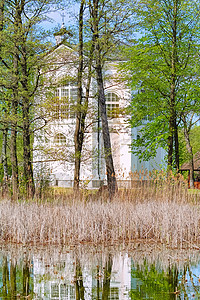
[0,244,200,299]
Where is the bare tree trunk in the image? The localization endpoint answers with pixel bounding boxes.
[22,100,35,198]
[10,99,19,199]
[2,127,8,194]
[92,0,118,199]
[20,23,35,198]
[10,38,19,199]
[74,0,84,192]
[74,0,94,192]
[0,0,8,196]
[96,72,118,198]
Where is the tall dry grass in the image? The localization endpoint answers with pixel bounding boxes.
[0,176,200,248]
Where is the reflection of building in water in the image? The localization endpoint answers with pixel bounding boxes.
[33,252,131,299]
[33,253,76,299]
[1,250,200,299]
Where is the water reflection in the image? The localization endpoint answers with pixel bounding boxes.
[0,254,33,298]
[131,261,179,299]
[0,246,200,299]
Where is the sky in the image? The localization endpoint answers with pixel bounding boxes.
[41,6,79,31]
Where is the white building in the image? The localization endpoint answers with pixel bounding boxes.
[34,35,166,188]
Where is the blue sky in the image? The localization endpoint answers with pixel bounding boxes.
[41,6,78,31]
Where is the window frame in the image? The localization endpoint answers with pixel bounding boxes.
[105,92,120,118]
[53,83,78,120]
[54,133,67,145]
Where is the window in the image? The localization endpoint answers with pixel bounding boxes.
[105,92,120,118]
[54,133,66,145]
[53,83,78,120]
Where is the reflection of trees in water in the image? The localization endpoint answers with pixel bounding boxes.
[23,258,31,296]
[130,260,179,299]
[2,248,200,300]
[130,259,200,300]
[74,253,114,300]
[0,255,33,298]
[94,253,114,300]
[2,256,17,298]
[75,258,85,300]
[102,254,112,300]
[10,260,17,297]
[2,256,10,298]
[180,262,200,299]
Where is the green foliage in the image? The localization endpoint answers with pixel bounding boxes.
[131,115,169,161]
[179,125,200,166]
[0,0,66,196]
[122,0,200,165]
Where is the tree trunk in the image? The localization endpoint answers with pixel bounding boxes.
[96,73,118,198]
[20,33,35,197]
[168,0,179,171]
[74,0,84,192]
[183,117,194,188]
[0,0,4,31]
[74,0,94,191]
[168,117,173,170]
[10,40,19,199]
[174,118,179,170]
[22,101,35,198]
[2,127,8,194]
[92,0,117,199]
[10,100,19,199]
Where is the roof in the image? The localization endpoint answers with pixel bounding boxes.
[180,151,200,170]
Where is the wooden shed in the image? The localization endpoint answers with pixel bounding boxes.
[180,152,200,189]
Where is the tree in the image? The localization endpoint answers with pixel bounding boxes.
[73,0,94,192]
[88,0,133,198]
[0,0,62,197]
[71,0,133,196]
[123,0,200,171]
[0,97,9,194]
[179,111,200,188]
[0,0,10,194]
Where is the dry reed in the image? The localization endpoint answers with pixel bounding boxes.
[0,178,200,249]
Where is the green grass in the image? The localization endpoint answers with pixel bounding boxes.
[188,189,200,194]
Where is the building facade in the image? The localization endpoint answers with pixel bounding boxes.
[33,42,166,188]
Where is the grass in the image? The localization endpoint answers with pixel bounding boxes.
[1,175,200,249]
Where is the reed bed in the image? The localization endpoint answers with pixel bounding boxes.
[0,181,200,249]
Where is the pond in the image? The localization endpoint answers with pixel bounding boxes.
[0,244,200,299]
